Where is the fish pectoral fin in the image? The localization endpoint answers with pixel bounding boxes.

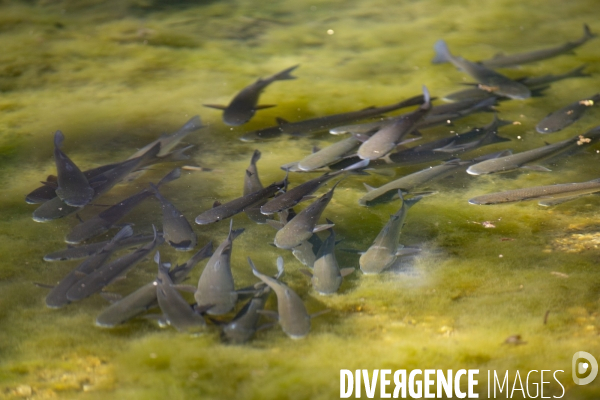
[203,104,228,110]
[33,282,55,289]
[254,104,276,110]
[363,183,376,192]
[256,310,279,321]
[266,219,285,231]
[170,284,196,293]
[313,223,335,233]
[520,165,552,172]
[299,268,313,278]
[99,291,123,303]
[340,267,355,277]
[310,309,331,319]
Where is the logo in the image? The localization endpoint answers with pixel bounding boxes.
[572,351,598,385]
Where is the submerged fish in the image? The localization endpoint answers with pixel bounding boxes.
[248,257,311,339]
[95,241,212,328]
[360,194,422,274]
[479,24,596,69]
[150,181,197,251]
[432,40,531,100]
[154,251,207,332]
[239,94,426,141]
[536,93,600,134]
[466,127,600,175]
[468,178,600,205]
[296,136,363,172]
[204,65,299,126]
[357,86,432,160]
[53,131,95,207]
[194,220,244,315]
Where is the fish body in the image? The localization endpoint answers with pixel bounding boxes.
[95,242,212,327]
[66,227,163,301]
[194,178,286,225]
[479,24,596,68]
[239,95,426,141]
[311,225,351,295]
[150,181,196,251]
[432,40,531,100]
[44,233,158,262]
[248,257,311,339]
[274,183,338,250]
[536,93,600,133]
[297,136,362,171]
[195,221,244,315]
[205,65,299,126]
[222,288,271,343]
[357,87,432,160]
[469,178,600,205]
[53,131,95,207]
[360,195,421,274]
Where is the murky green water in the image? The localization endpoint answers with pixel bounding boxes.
[2,0,600,399]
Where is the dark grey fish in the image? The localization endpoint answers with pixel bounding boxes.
[243,150,268,223]
[357,86,432,160]
[479,24,596,68]
[32,143,162,222]
[308,224,354,295]
[66,226,163,302]
[239,94,426,141]
[204,65,299,126]
[536,93,600,134]
[53,131,95,207]
[261,159,368,215]
[65,168,181,244]
[360,194,422,275]
[95,241,212,328]
[43,233,158,262]
[469,178,600,205]
[195,220,244,315]
[150,181,197,251]
[274,182,339,249]
[432,40,531,100]
[154,251,207,332]
[45,226,134,308]
[248,257,311,339]
[127,115,205,159]
[271,208,323,268]
[194,177,287,225]
[467,127,600,175]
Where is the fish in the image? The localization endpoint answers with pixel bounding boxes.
[53,130,95,207]
[127,115,205,159]
[95,241,212,328]
[296,137,363,172]
[64,168,181,244]
[45,226,134,308]
[443,65,590,102]
[305,223,354,295]
[154,251,207,332]
[243,150,269,223]
[360,193,422,274]
[466,127,600,175]
[536,93,600,133]
[150,180,197,251]
[248,256,311,339]
[478,24,596,69]
[357,86,432,160]
[261,159,368,215]
[194,220,244,315]
[43,233,159,262]
[432,40,531,100]
[239,94,426,141]
[194,177,287,225]
[468,178,600,205]
[273,181,339,250]
[66,226,163,302]
[269,208,324,268]
[32,143,162,222]
[204,65,299,126]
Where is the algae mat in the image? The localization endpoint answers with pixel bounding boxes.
[1,0,600,399]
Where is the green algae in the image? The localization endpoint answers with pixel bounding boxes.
[1,0,600,399]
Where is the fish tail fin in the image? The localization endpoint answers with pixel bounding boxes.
[250,149,262,166]
[432,39,452,64]
[227,220,245,241]
[276,256,285,278]
[154,251,171,275]
[401,191,423,209]
[273,64,299,81]
[583,24,596,40]
[421,85,432,109]
[156,168,182,188]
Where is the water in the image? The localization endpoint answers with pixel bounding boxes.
[1,0,600,398]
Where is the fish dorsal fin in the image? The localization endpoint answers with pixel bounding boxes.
[312,146,320,153]
[203,104,228,110]
[363,183,376,192]
[313,223,335,233]
[276,117,289,126]
[212,200,222,208]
